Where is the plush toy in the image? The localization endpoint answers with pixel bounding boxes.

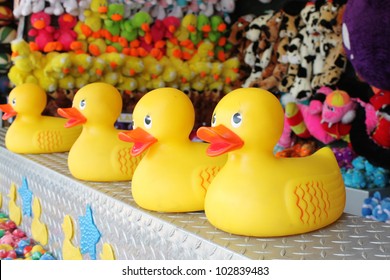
[32,54,58,92]
[14,0,45,18]
[27,11,59,52]
[277,0,305,93]
[283,94,337,145]
[8,39,39,86]
[78,0,91,21]
[246,10,284,89]
[342,0,390,169]
[227,15,254,86]
[43,52,72,82]
[320,90,356,142]
[88,56,106,82]
[216,0,236,24]
[332,146,356,169]
[342,1,390,92]
[344,156,390,189]
[45,0,64,16]
[54,14,78,51]
[131,11,153,44]
[311,0,347,89]
[70,53,93,89]
[13,0,31,18]
[289,1,324,101]
[62,0,80,16]
[81,0,108,39]
[103,3,125,41]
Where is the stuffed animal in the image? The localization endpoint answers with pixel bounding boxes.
[70,53,93,89]
[246,10,284,90]
[14,0,45,18]
[81,0,108,39]
[44,52,72,82]
[103,3,125,41]
[343,1,390,92]
[8,39,39,86]
[27,11,59,52]
[45,0,64,16]
[320,90,356,142]
[62,0,80,16]
[276,1,307,93]
[216,0,236,24]
[227,15,254,87]
[54,14,78,51]
[343,1,390,169]
[311,0,347,89]
[289,1,325,101]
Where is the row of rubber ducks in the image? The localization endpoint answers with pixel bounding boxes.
[0,82,346,237]
[9,38,239,94]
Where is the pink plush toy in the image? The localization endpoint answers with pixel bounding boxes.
[320,90,356,141]
[27,11,58,52]
[55,13,78,51]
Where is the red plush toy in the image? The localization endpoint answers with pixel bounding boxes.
[28,11,59,52]
[54,13,77,51]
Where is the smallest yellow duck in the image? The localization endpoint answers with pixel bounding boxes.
[0,83,82,154]
[58,82,142,181]
[197,88,346,237]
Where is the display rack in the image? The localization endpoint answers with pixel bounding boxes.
[0,128,389,260]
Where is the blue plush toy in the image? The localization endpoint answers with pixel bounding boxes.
[344,156,390,189]
[361,192,380,217]
[362,192,390,223]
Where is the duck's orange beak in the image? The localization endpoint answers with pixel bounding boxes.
[197,124,244,156]
[118,127,157,156]
[0,104,17,120]
[57,107,87,128]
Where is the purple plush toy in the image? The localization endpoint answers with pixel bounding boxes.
[342,1,390,91]
[342,1,390,169]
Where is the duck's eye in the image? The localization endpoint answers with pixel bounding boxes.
[211,113,216,126]
[144,115,152,129]
[11,98,16,106]
[231,112,242,128]
[79,99,86,110]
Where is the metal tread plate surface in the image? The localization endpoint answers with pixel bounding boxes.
[0,128,389,260]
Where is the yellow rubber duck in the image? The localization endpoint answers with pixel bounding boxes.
[197,88,346,237]
[119,88,226,212]
[57,82,142,181]
[0,83,82,154]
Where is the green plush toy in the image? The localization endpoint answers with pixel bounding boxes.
[104,3,125,38]
[208,15,227,44]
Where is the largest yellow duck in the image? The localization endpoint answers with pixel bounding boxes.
[0,83,81,154]
[197,88,346,237]
[57,82,142,181]
[118,88,226,212]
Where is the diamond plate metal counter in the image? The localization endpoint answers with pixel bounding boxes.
[0,128,389,259]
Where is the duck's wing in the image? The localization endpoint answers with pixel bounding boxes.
[192,165,223,192]
[112,146,143,178]
[285,170,346,228]
[33,126,82,153]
